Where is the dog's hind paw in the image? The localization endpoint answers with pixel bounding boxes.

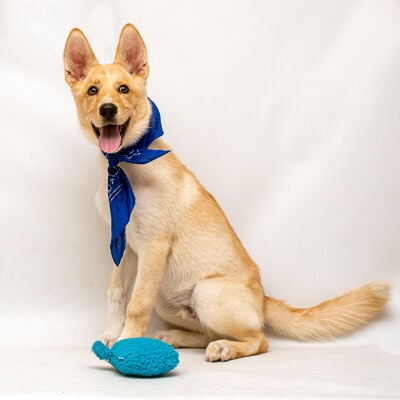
[205,340,232,362]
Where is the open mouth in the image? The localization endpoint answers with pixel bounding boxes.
[91,117,131,153]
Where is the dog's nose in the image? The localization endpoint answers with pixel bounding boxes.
[99,103,118,120]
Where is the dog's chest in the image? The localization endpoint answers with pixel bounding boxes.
[95,163,169,252]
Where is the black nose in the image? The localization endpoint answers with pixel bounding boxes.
[99,103,118,120]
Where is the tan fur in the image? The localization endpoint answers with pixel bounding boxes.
[64,24,391,362]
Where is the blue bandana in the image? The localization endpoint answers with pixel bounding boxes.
[103,99,169,265]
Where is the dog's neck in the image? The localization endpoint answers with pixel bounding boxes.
[101,99,169,265]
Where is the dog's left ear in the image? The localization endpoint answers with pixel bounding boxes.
[64,28,98,86]
[114,23,149,79]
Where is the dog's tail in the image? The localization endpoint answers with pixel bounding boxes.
[264,281,390,340]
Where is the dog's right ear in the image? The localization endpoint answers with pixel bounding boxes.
[64,28,98,86]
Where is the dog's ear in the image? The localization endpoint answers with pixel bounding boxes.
[64,28,98,86]
[114,23,149,79]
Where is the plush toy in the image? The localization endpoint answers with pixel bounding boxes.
[92,337,179,377]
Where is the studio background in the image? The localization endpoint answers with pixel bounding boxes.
[0,1,399,397]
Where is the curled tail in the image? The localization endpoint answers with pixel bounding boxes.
[264,280,391,340]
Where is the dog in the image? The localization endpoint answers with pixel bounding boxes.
[63,23,390,362]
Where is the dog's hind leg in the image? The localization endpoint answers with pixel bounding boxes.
[191,277,269,362]
[205,332,268,362]
[98,247,137,347]
[154,329,210,348]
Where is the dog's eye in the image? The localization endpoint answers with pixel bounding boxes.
[118,85,129,94]
[87,86,98,96]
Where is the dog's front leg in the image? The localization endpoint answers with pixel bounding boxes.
[118,240,170,340]
[99,246,137,346]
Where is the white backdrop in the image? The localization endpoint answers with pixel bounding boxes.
[0,0,399,356]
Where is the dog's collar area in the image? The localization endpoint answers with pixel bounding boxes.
[103,99,170,265]
[91,117,131,139]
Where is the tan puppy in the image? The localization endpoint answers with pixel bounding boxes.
[64,24,390,362]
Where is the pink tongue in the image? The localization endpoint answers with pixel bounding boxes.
[99,125,122,153]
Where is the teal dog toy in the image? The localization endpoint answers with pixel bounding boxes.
[92,338,179,377]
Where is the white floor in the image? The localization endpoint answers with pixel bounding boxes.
[1,340,399,399]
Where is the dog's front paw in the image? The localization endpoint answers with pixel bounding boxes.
[98,331,119,347]
[153,330,179,347]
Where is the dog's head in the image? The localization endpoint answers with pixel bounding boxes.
[63,24,150,153]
